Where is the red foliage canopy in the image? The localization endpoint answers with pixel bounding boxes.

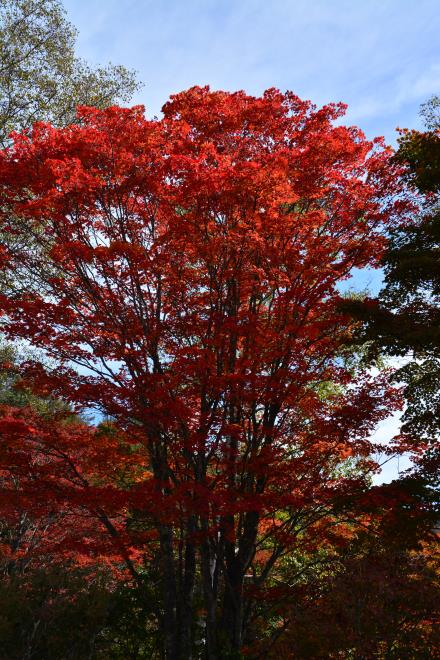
[0,87,412,656]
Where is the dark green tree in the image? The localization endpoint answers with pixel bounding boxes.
[343,97,440,445]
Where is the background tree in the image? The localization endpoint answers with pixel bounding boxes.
[0,0,141,146]
[342,96,440,445]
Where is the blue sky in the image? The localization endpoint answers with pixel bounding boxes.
[64,0,439,145]
[63,0,437,481]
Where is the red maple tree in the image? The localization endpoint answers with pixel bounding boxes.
[0,87,412,657]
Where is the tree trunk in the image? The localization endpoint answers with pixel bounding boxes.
[159,523,178,659]
[200,526,218,659]
[221,558,244,656]
[177,517,197,659]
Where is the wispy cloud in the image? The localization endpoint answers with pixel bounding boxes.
[64,0,439,142]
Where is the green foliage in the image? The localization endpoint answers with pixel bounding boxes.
[0,562,167,659]
[0,0,141,145]
[0,566,112,659]
[98,584,163,659]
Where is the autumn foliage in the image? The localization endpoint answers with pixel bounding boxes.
[0,87,432,658]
